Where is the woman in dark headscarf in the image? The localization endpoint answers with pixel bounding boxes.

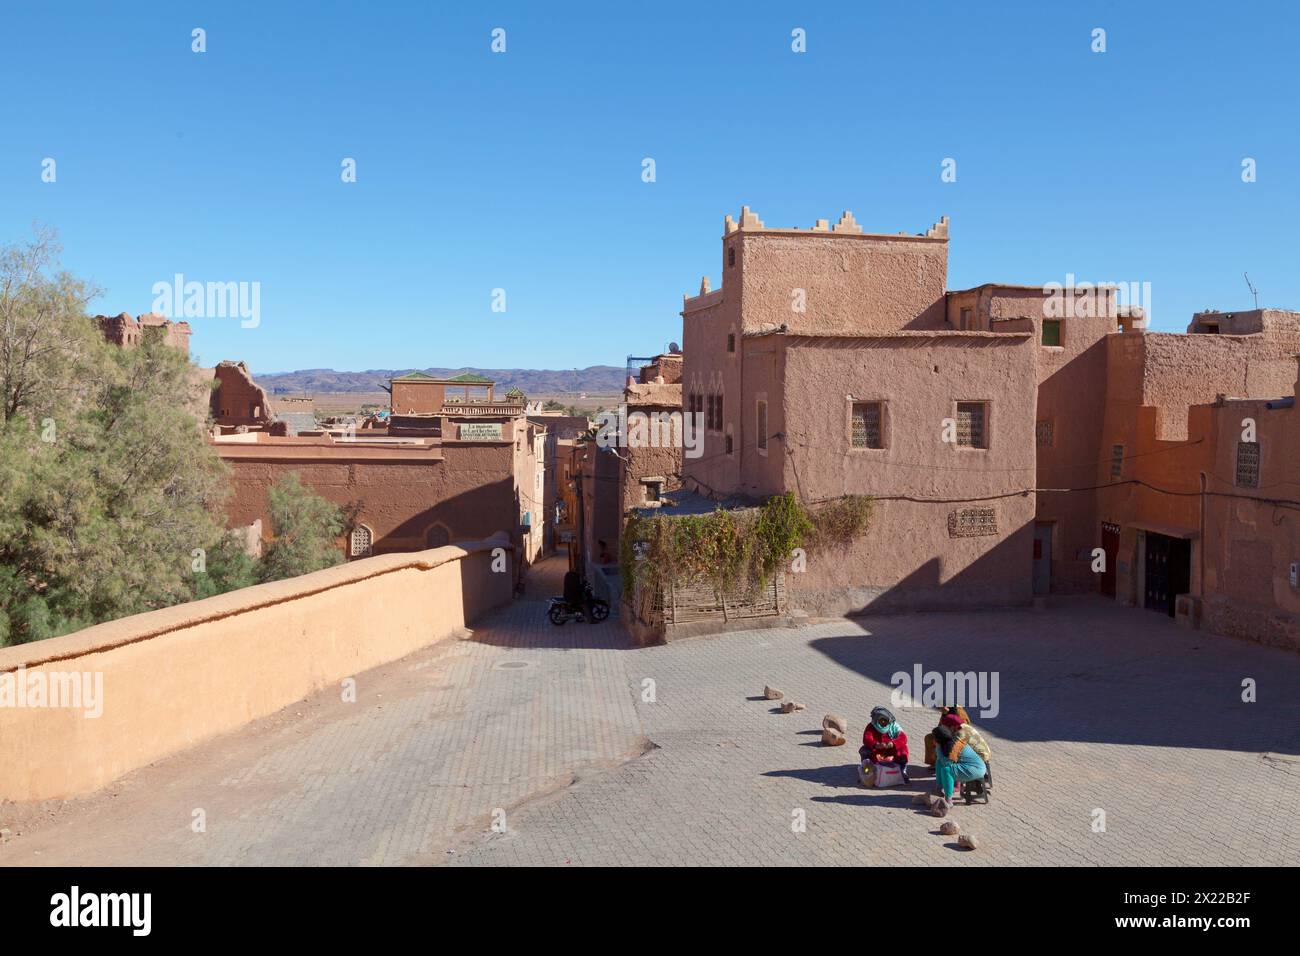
[860,705,910,783]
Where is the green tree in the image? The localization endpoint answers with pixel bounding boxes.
[258,472,344,583]
[191,529,260,600]
[0,231,233,645]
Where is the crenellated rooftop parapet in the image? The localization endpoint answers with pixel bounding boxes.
[721,205,949,241]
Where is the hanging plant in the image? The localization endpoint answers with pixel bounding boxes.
[620,492,870,598]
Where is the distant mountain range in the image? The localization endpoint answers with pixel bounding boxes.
[256,366,627,395]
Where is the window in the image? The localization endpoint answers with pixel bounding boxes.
[955,402,987,449]
[717,392,724,430]
[757,400,768,451]
[728,246,735,268]
[1110,444,1125,479]
[706,394,716,431]
[642,479,663,503]
[1036,419,1054,447]
[350,525,373,558]
[851,402,883,449]
[959,307,972,331]
[1041,319,1062,347]
[727,333,735,353]
[1236,441,1260,488]
[725,434,733,455]
[425,524,451,548]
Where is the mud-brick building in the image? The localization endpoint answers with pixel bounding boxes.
[94,312,192,353]
[669,205,1300,648]
[212,367,546,568]
[679,208,1038,615]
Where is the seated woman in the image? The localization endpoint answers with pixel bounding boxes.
[860,706,910,784]
[924,705,970,766]
[931,723,987,812]
[941,712,992,785]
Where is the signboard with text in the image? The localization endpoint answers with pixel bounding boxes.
[459,422,503,441]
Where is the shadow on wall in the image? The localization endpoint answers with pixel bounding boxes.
[806,598,1300,756]
[800,517,1036,616]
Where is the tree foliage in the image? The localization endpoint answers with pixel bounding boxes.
[0,231,346,646]
[258,472,345,582]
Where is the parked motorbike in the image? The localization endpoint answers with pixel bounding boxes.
[548,574,610,625]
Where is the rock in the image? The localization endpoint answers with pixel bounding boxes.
[939,821,960,836]
[957,834,979,850]
[763,686,783,700]
[822,713,848,734]
[0,828,11,839]
[821,727,846,746]
[779,700,805,714]
[929,796,951,818]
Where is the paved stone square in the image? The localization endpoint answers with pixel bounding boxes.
[3,556,1297,867]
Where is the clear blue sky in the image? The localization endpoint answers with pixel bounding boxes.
[2,1,1296,374]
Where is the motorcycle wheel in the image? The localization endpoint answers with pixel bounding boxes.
[591,600,610,622]
[547,605,567,626]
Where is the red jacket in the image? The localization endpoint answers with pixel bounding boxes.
[862,725,909,763]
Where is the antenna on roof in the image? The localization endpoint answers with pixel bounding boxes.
[1244,272,1259,309]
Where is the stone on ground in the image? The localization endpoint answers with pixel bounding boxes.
[939,821,960,836]
[821,727,846,746]
[779,700,805,714]
[822,713,848,734]
[958,834,979,850]
[763,686,783,700]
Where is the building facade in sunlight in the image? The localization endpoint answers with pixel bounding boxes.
[670,206,1300,649]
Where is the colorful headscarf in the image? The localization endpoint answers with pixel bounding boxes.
[869,706,902,739]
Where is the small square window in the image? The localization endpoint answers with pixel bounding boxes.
[1035,419,1054,447]
[1042,319,1062,347]
[1236,441,1260,488]
[643,480,663,503]
[851,402,883,449]
[955,402,987,449]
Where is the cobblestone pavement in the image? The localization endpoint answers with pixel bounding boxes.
[4,555,1298,866]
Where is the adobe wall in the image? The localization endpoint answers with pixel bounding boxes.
[778,333,1037,614]
[736,231,948,334]
[1199,397,1300,651]
[681,283,742,496]
[581,445,622,563]
[218,440,516,553]
[1134,332,1300,440]
[986,286,1116,594]
[390,380,445,415]
[211,361,276,426]
[0,536,515,801]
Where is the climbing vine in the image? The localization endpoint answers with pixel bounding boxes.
[620,492,873,598]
